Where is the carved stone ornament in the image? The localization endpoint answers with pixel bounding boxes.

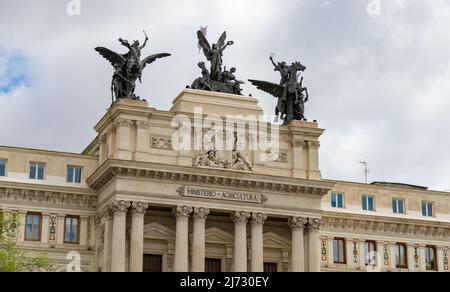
[151,136,173,150]
[110,200,131,213]
[288,217,308,230]
[136,121,150,130]
[193,207,210,220]
[307,218,321,230]
[115,119,133,128]
[251,212,268,225]
[321,238,328,262]
[173,206,193,218]
[231,211,251,223]
[49,215,57,241]
[443,248,449,271]
[131,201,149,214]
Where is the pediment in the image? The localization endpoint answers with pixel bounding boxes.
[263,232,291,248]
[144,222,175,240]
[205,227,234,244]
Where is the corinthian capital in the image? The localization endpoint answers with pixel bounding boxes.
[173,206,193,218]
[131,202,149,215]
[251,212,268,225]
[307,218,321,230]
[288,217,308,230]
[231,211,251,223]
[110,200,131,213]
[115,119,132,128]
[193,207,210,220]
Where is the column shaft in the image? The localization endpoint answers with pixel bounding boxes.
[191,208,209,272]
[232,211,251,272]
[289,217,307,272]
[251,213,267,272]
[110,201,130,272]
[307,218,321,272]
[129,202,148,272]
[174,206,192,272]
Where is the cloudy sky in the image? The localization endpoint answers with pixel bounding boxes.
[0,0,449,191]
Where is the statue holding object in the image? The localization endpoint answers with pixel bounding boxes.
[95,30,171,103]
[249,56,309,125]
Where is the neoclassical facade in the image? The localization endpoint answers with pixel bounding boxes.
[0,89,449,272]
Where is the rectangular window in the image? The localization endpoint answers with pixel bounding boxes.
[331,193,344,209]
[0,160,6,176]
[362,195,375,211]
[364,240,377,266]
[392,198,405,214]
[64,216,79,243]
[333,238,346,264]
[29,162,45,180]
[25,213,41,241]
[263,262,278,273]
[425,246,437,271]
[67,166,82,183]
[395,243,408,269]
[422,202,434,217]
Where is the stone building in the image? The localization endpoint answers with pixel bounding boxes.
[0,89,449,272]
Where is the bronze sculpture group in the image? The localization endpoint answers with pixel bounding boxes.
[95,29,310,125]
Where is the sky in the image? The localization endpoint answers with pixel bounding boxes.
[0,0,449,191]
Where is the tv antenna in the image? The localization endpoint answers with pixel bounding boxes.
[360,161,369,184]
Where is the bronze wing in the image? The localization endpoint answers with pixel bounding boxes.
[248,79,284,98]
[197,30,211,56]
[217,31,227,49]
[140,53,171,70]
[95,47,127,68]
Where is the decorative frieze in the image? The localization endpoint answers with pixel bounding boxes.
[265,149,288,163]
[231,211,251,223]
[320,238,328,262]
[251,213,267,225]
[151,136,173,150]
[173,206,193,218]
[443,248,449,271]
[131,202,149,214]
[49,214,57,241]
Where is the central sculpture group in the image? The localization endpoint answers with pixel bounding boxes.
[95,29,310,125]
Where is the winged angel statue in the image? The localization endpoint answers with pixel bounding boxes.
[190,30,244,95]
[95,31,170,103]
[248,56,309,125]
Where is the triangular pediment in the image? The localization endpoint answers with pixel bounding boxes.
[205,227,234,244]
[144,222,175,240]
[263,232,291,248]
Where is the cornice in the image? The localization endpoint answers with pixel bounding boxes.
[322,211,450,238]
[87,159,335,196]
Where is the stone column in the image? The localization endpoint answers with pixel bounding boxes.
[80,217,89,246]
[231,211,251,272]
[110,201,131,272]
[191,207,210,272]
[307,218,321,272]
[41,214,50,244]
[173,206,193,272]
[327,237,334,267]
[17,211,26,242]
[56,214,65,245]
[419,245,427,272]
[288,217,308,272]
[102,211,113,272]
[129,202,148,272]
[251,213,267,272]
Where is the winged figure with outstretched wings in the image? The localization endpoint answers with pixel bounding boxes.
[197,30,234,81]
[95,31,170,103]
[249,60,309,125]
